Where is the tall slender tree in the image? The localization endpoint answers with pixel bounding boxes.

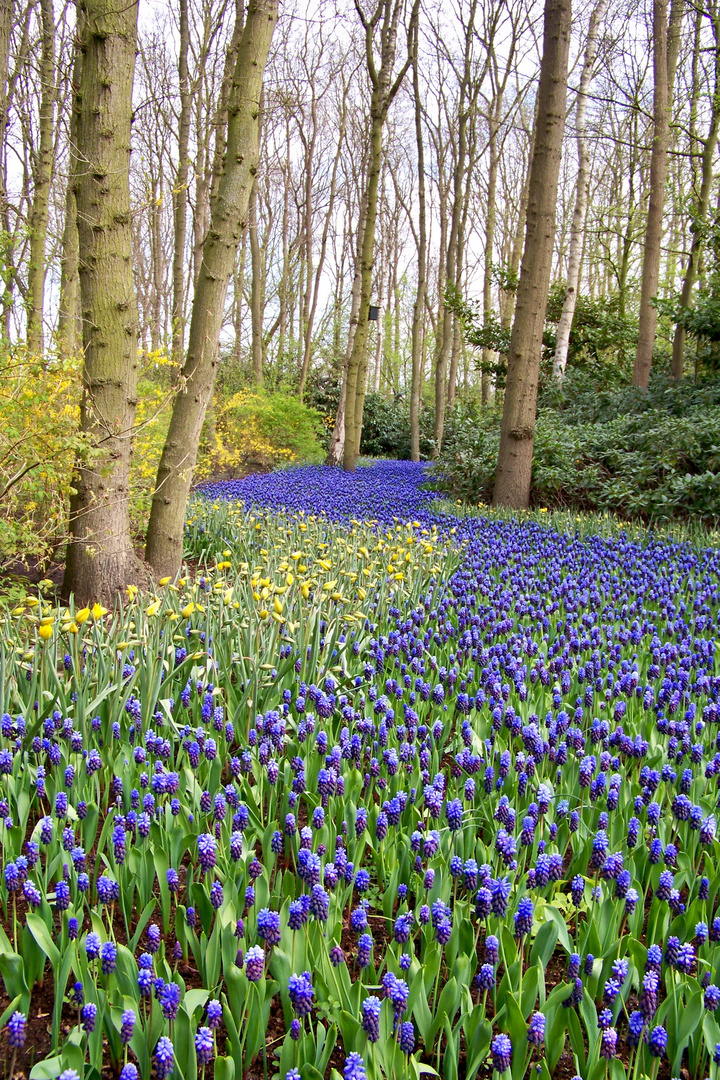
[145,0,278,578]
[552,0,609,381]
[632,0,684,388]
[493,0,572,508]
[341,0,419,471]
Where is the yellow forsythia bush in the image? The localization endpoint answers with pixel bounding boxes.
[195,387,325,479]
[0,349,87,565]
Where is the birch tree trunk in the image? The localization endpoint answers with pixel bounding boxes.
[552,0,609,381]
[493,0,571,508]
[145,0,278,577]
[63,0,146,603]
[25,0,56,355]
[633,0,684,388]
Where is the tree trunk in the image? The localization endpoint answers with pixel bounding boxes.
[552,0,609,381]
[63,0,146,604]
[344,110,385,471]
[0,0,12,345]
[327,190,367,466]
[343,0,418,471]
[482,94,502,404]
[493,0,571,508]
[633,0,683,388]
[171,0,191,364]
[58,42,82,357]
[145,0,277,578]
[409,27,426,461]
[671,2,720,379]
[249,177,264,384]
[25,0,56,355]
[299,90,347,397]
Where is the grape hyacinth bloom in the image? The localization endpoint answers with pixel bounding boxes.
[288,972,314,1017]
[344,1052,367,1080]
[7,1010,26,1048]
[491,1033,512,1073]
[155,1036,175,1079]
[195,1026,214,1066]
[361,996,381,1042]
[527,1012,545,1046]
[245,945,265,981]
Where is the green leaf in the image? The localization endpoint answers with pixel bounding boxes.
[543,906,571,954]
[26,912,60,967]
[529,919,558,969]
[29,1058,63,1080]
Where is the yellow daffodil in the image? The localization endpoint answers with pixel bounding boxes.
[181,603,195,618]
[91,603,108,619]
[75,607,90,624]
[159,577,171,586]
[146,600,161,616]
[38,623,53,640]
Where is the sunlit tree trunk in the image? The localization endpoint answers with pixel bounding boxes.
[145,0,277,577]
[63,0,146,603]
[493,0,571,508]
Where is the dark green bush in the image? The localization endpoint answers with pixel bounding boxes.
[359,393,435,459]
[434,377,720,523]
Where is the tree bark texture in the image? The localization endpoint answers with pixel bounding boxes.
[63,0,145,604]
[145,0,278,578]
[58,41,82,356]
[493,0,571,508]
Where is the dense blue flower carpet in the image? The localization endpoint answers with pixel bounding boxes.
[3,460,720,1080]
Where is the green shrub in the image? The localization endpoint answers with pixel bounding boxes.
[197,387,325,479]
[359,393,435,459]
[433,380,720,523]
